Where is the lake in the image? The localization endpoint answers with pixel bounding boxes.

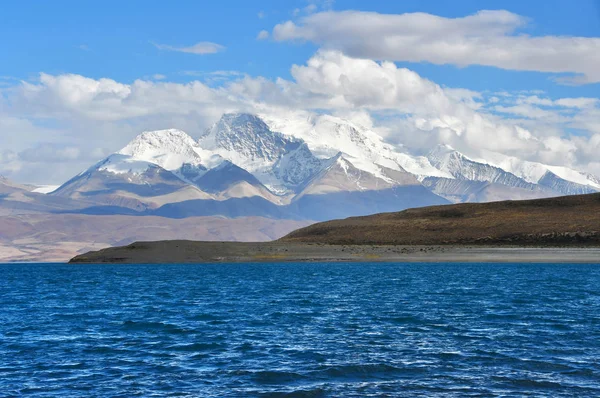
[1,262,599,396]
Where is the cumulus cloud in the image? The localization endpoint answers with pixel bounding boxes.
[270,10,600,84]
[152,41,225,55]
[11,73,244,123]
[234,51,600,169]
[1,50,599,183]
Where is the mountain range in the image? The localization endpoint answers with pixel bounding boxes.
[2,112,599,261]
[49,112,600,215]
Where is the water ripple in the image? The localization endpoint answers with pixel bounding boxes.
[1,262,600,396]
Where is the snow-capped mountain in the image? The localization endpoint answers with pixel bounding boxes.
[428,145,535,188]
[422,145,600,202]
[423,145,554,202]
[478,151,600,195]
[47,112,600,221]
[199,113,329,193]
[289,154,447,220]
[260,112,451,180]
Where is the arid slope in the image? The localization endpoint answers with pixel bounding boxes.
[70,193,600,264]
[281,193,600,246]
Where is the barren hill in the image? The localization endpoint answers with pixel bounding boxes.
[281,193,600,246]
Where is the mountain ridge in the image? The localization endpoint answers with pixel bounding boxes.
[16,112,600,220]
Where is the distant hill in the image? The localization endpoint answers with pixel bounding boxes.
[70,193,600,264]
[281,193,600,246]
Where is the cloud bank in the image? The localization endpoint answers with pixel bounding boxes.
[270,10,600,84]
[2,49,599,184]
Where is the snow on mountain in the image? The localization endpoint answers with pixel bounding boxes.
[544,167,600,190]
[50,152,211,211]
[32,185,60,194]
[116,128,212,184]
[478,151,600,193]
[422,145,600,201]
[428,145,536,189]
[118,129,203,170]
[201,113,333,193]
[273,142,329,190]
[296,153,421,196]
[291,154,449,220]
[260,112,451,180]
[44,111,600,221]
[201,114,292,163]
[96,154,160,175]
[537,172,599,195]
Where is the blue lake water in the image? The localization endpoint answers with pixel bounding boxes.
[1,262,600,397]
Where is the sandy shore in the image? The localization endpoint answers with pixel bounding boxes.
[68,241,600,264]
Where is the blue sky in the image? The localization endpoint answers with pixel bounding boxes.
[1,0,599,184]
[1,0,598,96]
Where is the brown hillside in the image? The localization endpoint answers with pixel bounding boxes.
[280,193,600,246]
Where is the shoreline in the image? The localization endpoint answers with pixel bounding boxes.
[69,241,600,264]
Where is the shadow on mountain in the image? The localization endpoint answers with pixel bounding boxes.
[55,205,146,216]
[147,186,449,221]
[151,196,294,219]
[79,181,188,197]
[289,185,449,221]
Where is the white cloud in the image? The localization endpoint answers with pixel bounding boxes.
[270,10,600,84]
[257,30,269,40]
[152,74,166,80]
[494,104,565,121]
[293,0,333,17]
[516,95,598,109]
[257,11,266,19]
[304,4,317,14]
[18,144,82,162]
[152,41,225,55]
[1,50,599,183]
[554,97,599,109]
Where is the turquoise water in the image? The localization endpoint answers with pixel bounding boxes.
[1,262,600,397]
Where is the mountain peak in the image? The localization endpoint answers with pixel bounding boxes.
[220,113,269,127]
[202,113,300,164]
[121,129,197,154]
[119,128,202,170]
[428,144,463,160]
